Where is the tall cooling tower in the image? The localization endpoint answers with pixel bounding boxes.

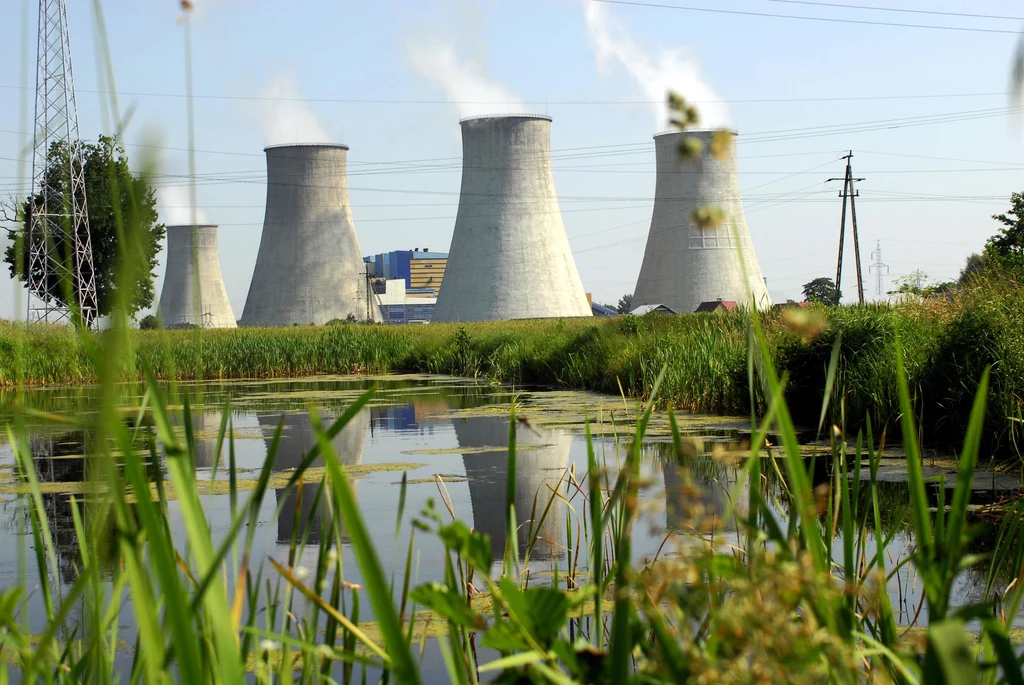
[240,144,380,326]
[157,225,236,328]
[433,115,592,322]
[632,130,771,313]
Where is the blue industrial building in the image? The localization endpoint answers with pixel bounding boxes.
[365,249,448,294]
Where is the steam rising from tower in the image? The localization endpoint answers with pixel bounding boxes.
[632,130,771,313]
[157,224,236,328]
[433,115,592,322]
[241,144,380,326]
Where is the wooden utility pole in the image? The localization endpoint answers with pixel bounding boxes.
[827,152,866,305]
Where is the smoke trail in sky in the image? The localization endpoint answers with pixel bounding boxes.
[406,41,529,118]
[584,2,730,130]
[257,74,333,145]
[157,184,210,226]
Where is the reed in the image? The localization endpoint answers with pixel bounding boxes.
[3,314,1022,681]
[3,290,1022,457]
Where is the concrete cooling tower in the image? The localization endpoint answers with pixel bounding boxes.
[432,115,592,322]
[157,225,236,328]
[240,144,380,326]
[455,416,570,562]
[258,409,369,543]
[632,130,771,314]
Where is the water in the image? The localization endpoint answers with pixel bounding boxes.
[0,373,1020,677]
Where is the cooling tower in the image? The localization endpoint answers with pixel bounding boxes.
[433,115,592,322]
[157,225,236,328]
[240,144,380,326]
[455,416,570,562]
[632,130,771,313]
[258,409,369,543]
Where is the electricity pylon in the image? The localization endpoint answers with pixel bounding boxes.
[26,0,98,326]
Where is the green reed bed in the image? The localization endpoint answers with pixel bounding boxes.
[3,284,1023,457]
[4,313,1024,682]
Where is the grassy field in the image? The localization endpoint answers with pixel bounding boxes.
[4,276,1023,458]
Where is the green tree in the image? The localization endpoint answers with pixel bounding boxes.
[889,270,956,298]
[616,293,633,314]
[959,252,988,283]
[3,136,164,318]
[137,314,159,330]
[801,277,839,305]
[985,192,1024,275]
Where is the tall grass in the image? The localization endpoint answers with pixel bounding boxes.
[4,315,1023,681]
[3,291,1023,457]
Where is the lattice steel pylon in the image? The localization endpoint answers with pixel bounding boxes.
[869,240,889,300]
[26,0,97,327]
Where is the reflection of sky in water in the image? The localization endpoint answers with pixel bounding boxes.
[0,374,1020,645]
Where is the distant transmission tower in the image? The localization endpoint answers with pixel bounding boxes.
[869,240,889,299]
[27,0,97,326]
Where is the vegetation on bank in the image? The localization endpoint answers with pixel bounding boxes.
[3,274,1023,457]
[5,298,1024,682]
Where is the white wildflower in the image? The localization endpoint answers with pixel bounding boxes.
[259,639,280,653]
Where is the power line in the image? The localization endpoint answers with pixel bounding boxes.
[3,105,1018,166]
[588,0,1023,34]
[764,0,1024,22]
[0,83,1012,105]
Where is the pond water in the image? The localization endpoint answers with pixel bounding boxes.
[0,373,1020,678]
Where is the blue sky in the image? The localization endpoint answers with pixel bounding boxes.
[2,0,1023,319]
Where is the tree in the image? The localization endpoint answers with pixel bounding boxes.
[801,277,839,305]
[616,293,634,314]
[137,314,158,330]
[889,270,956,299]
[3,136,164,318]
[959,252,988,283]
[984,192,1024,275]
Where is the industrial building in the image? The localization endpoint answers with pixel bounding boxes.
[365,249,448,296]
[157,224,236,328]
[373,279,437,324]
[240,144,381,327]
[632,130,772,314]
[432,115,592,322]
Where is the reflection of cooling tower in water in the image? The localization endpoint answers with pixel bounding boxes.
[455,417,570,560]
[184,411,226,469]
[632,131,771,313]
[240,144,380,326]
[664,459,749,534]
[157,225,237,328]
[258,409,368,543]
[432,115,592,322]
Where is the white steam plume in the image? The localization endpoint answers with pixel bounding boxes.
[406,42,529,118]
[584,3,730,130]
[157,185,210,226]
[257,74,333,145]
